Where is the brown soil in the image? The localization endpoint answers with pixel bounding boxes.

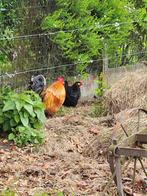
[0,103,146,196]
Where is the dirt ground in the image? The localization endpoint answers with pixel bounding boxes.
[0,102,146,196]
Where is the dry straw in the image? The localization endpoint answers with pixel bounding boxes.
[104,68,147,114]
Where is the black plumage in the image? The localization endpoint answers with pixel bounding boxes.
[27,75,46,95]
[63,81,82,107]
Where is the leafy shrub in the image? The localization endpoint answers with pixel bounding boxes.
[0,87,46,146]
[42,0,134,74]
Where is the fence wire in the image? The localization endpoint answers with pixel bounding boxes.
[0,3,147,92]
[1,20,146,41]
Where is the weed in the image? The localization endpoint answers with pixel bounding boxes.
[91,100,107,117]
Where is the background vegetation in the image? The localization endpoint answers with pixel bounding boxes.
[0,0,146,80]
[0,0,146,144]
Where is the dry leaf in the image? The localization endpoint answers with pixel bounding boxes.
[10,145,17,151]
[0,149,5,154]
[43,162,50,169]
[77,181,87,190]
[89,127,100,134]
[0,155,6,162]
[3,139,8,143]
[123,186,132,195]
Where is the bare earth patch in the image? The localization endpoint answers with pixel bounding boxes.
[0,103,146,196]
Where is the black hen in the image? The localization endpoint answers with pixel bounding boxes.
[63,81,82,107]
[28,75,46,95]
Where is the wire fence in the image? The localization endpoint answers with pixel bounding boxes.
[1,20,146,41]
[0,3,147,93]
[1,50,147,77]
[0,48,146,92]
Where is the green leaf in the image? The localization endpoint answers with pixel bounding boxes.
[3,120,11,131]
[8,133,15,140]
[24,104,35,117]
[19,112,29,127]
[0,116,4,124]
[17,126,25,132]
[32,120,42,129]
[34,109,46,123]
[20,94,33,105]
[34,102,45,110]
[4,111,12,118]
[10,119,17,127]
[31,131,36,137]
[3,100,15,112]
[15,101,22,112]
[14,114,20,123]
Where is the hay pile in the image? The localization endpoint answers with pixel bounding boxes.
[105,68,147,114]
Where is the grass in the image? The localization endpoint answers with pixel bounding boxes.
[56,100,107,118]
[90,100,107,117]
[0,189,18,196]
[55,106,73,117]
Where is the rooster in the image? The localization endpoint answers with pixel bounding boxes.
[63,80,82,107]
[42,76,66,117]
[28,75,66,118]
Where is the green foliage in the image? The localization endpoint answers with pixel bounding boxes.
[0,0,50,71]
[0,0,147,85]
[92,73,108,117]
[91,100,107,118]
[95,73,108,97]
[0,0,18,64]
[0,88,46,146]
[42,0,137,71]
[0,189,18,196]
[56,106,71,117]
[56,192,65,196]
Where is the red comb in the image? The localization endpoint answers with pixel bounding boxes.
[80,80,83,85]
[57,76,64,80]
[57,76,64,84]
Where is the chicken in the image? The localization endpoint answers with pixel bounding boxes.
[28,75,66,118]
[27,74,46,95]
[63,80,82,107]
[42,76,66,117]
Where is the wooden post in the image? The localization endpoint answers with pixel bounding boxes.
[115,157,125,196]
